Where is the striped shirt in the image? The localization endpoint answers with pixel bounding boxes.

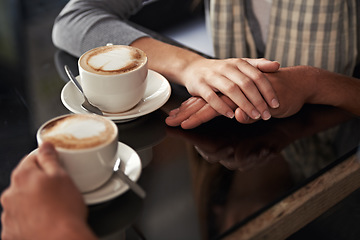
[210,0,359,76]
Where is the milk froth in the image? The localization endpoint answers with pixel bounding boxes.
[80,45,146,75]
[40,114,116,149]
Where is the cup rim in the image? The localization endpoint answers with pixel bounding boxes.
[78,45,148,78]
[36,113,118,152]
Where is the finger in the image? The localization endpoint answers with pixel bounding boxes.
[37,142,62,176]
[176,95,237,129]
[235,108,258,124]
[206,73,263,120]
[180,103,220,129]
[197,84,235,119]
[238,59,280,110]
[166,97,206,127]
[16,152,38,170]
[1,211,10,240]
[244,58,280,72]
[10,153,40,186]
[0,188,10,208]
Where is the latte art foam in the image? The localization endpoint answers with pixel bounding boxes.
[80,45,146,75]
[40,114,116,149]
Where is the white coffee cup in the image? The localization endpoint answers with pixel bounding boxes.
[78,44,148,113]
[36,114,118,193]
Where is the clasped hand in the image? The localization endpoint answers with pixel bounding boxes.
[180,57,280,120]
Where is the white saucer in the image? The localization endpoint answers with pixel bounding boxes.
[84,142,142,205]
[61,70,171,123]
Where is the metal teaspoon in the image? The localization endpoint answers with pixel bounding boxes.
[113,158,146,198]
[64,65,104,116]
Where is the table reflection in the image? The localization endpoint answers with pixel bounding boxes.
[167,105,360,239]
[88,191,143,240]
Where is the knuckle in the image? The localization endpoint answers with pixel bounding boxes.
[239,78,253,89]
[218,62,232,72]
[0,189,11,207]
[223,82,238,94]
[10,168,23,185]
[203,91,217,102]
[253,101,268,111]
[48,169,67,180]
[252,72,264,82]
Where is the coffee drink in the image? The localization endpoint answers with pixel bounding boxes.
[39,114,117,149]
[79,45,147,75]
[37,114,119,193]
[78,44,148,113]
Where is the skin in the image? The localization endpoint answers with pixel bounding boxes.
[0,142,98,240]
[131,37,280,120]
[2,65,358,239]
[166,66,360,129]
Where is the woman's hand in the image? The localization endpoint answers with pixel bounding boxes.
[181,58,280,120]
[132,38,280,121]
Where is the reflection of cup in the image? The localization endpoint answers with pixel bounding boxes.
[78,44,148,113]
[36,114,118,193]
[89,189,143,240]
[116,111,167,167]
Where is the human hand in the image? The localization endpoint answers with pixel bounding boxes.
[1,142,96,240]
[181,57,280,120]
[166,66,314,129]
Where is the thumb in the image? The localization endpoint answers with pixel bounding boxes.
[37,142,63,175]
[243,58,280,72]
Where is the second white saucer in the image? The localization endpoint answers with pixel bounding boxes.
[83,142,142,205]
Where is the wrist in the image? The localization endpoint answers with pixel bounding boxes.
[296,66,319,104]
[303,66,321,104]
[131,37,204,86]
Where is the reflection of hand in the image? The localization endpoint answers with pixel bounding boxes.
[167,103,350,171]
[193,134,282,171]
[166,66,314,129]
[181,58,280,120]
[1,142,97,240]
[167,121,290,171]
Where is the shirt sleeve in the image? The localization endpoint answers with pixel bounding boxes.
[52,0,150,57]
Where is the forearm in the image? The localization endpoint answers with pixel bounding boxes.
[308,67,360,115]
[131,36,204,86]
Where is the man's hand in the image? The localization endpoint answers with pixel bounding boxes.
[1,142,97,240]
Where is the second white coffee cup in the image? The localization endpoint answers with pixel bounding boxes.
[78,44,148,113]
[36,114,119,193]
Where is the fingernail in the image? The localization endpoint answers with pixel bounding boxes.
[271,99,279,108]
[168,108,179,117]
[262,110,271,120]
[252,110,261,119]
[226,111,235,119]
